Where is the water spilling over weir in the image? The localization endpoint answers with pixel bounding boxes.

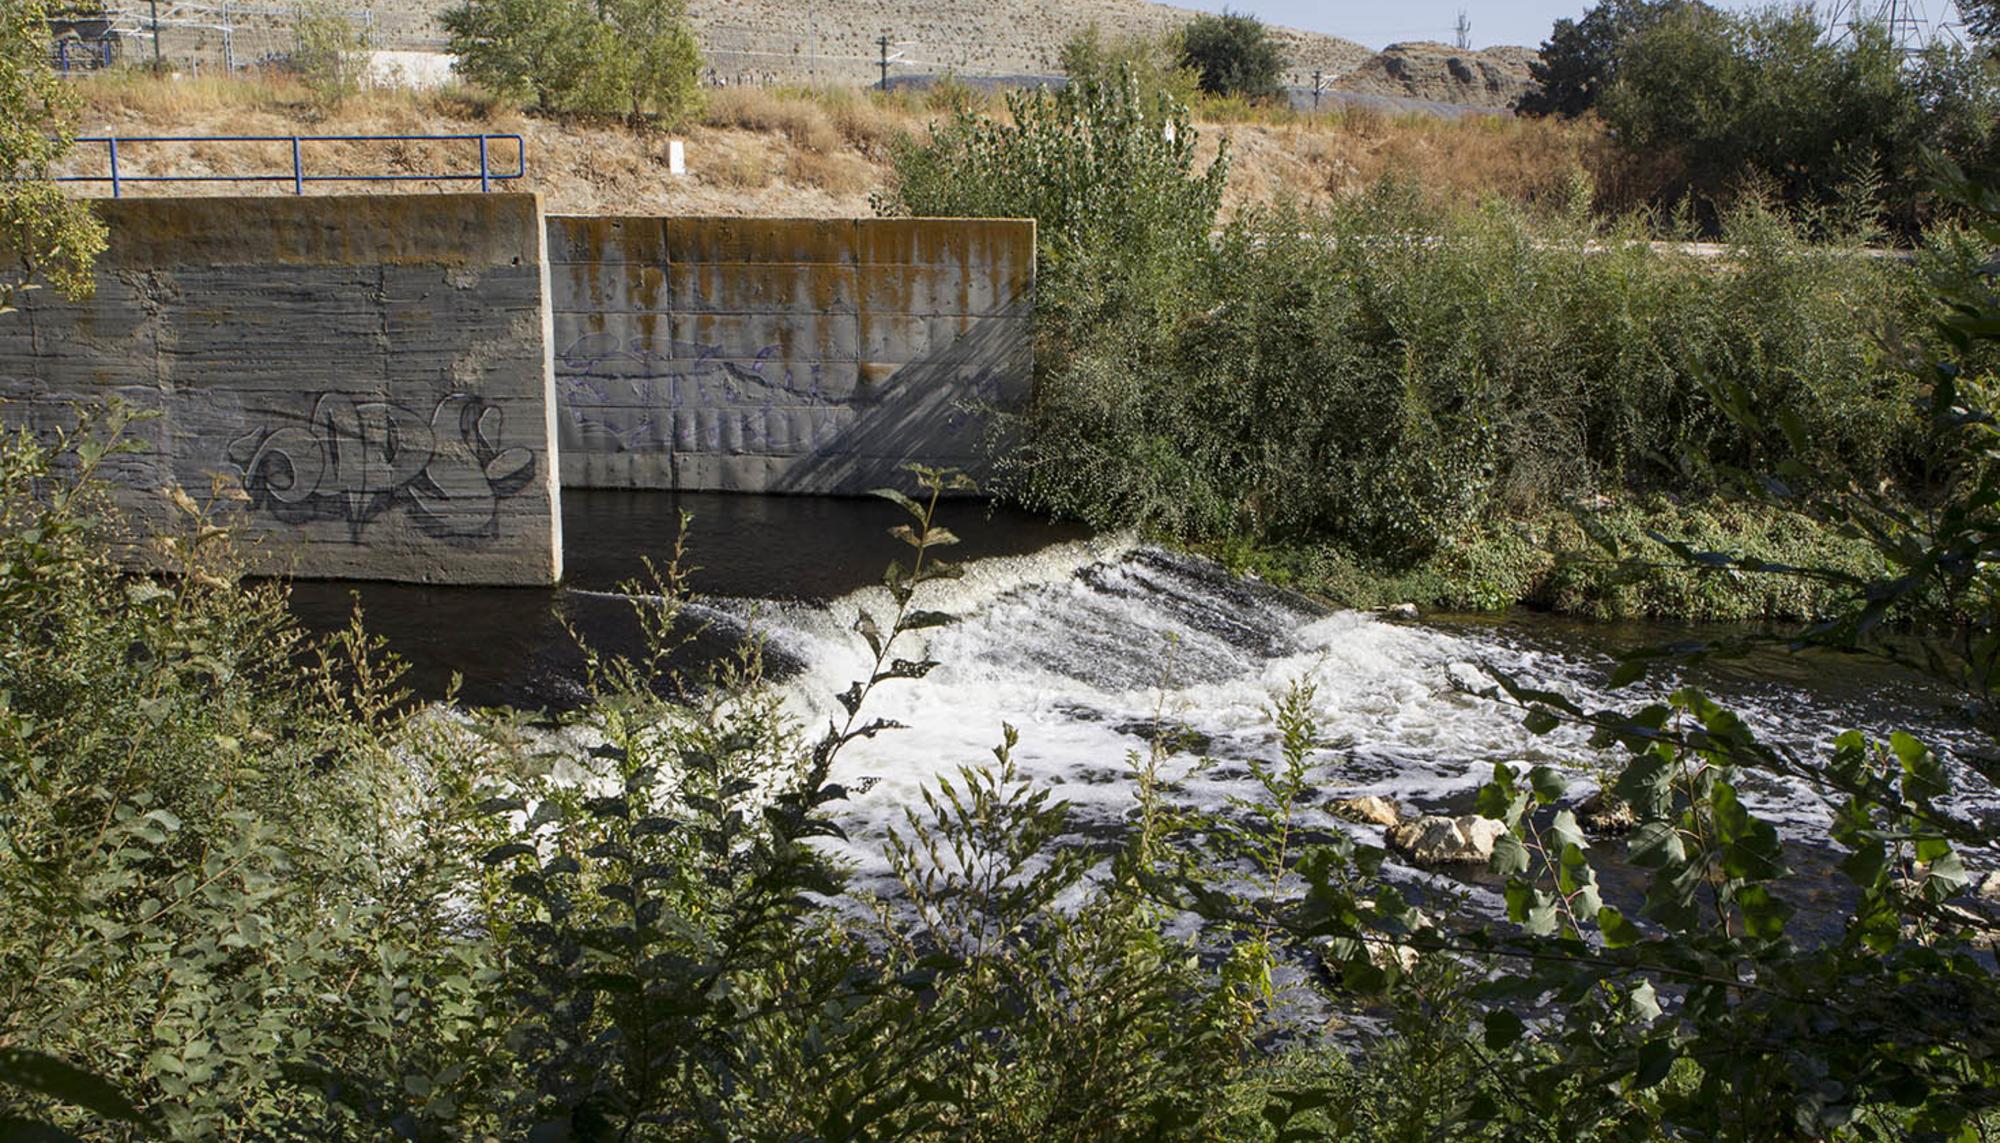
[292,491,1996,914]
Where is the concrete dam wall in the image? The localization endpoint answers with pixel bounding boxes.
[0,196,1035,585]
[548,215,1034,495]
[0,194,564,586]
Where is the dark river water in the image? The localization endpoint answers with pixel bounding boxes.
[287,490,1089,708]
[287,490,1996,931]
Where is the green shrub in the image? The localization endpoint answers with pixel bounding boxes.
[1059,23,1200,108]
[1516,0,1692,119]
[290,0,369,110]
[1524,0,2000,232]
[0,0,104,311]
[885,77,1935,574]
[0,448,1275,1140]
[0,410,506,1138]
[1180,10,1284,101]
[441,0,701,122]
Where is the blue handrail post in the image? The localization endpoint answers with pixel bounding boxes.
[107,137,121,199]
[479,135,491,193]
[291,137,303,195]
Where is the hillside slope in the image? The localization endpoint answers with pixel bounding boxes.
[97,0,1533,109]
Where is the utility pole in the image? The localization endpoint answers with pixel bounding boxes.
[877,33,891,91]
[150,0,162,72]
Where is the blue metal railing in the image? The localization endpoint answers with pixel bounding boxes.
[57,134,528,197]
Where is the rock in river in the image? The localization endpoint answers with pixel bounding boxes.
[1387,814,1508,866]
[1330,795,1404,827]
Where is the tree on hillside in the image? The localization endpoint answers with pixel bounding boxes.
[1181,11,1284,100]
[1,0,105,314]
[1516,0,1697,117]
[442,0,701,122]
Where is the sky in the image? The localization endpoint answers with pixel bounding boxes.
[1171,0,1962,50]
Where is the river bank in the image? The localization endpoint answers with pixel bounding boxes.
[1210,494,1886,622]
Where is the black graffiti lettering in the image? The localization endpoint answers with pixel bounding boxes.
[228,393,536,542]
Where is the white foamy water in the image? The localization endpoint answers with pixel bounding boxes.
[687,544,1998,880]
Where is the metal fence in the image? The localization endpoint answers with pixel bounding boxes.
[57,133,527,197]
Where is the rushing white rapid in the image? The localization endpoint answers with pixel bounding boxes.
[692,543,1996,881]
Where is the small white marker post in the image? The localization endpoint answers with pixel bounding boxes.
[668,140,686,176]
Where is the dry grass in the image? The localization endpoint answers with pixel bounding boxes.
[701,86,843,152]
[61,69,1619,219]
[1211,110,1613,217]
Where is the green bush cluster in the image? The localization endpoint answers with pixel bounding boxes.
[1602,6,2000,233]
[1179,11,1285,101]
[0,0,105,313]
[0,451,1283,1141]
[1237,496,1887,621]
[886,89,1934,583]
[289,0,370,111]
[1524,0,2000,233]
[440,0,702,122]
[1057,24,1201,109]
[0,431,1698,1139]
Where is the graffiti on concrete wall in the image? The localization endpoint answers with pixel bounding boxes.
[227,393,537,541]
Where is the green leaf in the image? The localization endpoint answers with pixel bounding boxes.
[870,487,928,522]
[1475,780,1523,825]
[1506,881,1560,935]
[1528,765,1568,803]
[1548,809,1586,853]
[1634,1038,1677,1090]
[1628,821,1685,870]
[1489,832,1531,876]
[1483,1008,1526,1050]
[1838,840,1887,889]
[0,1049,149,1126]
[1608,658,1649,688]
[0,1118,84,1143]
[1892,732,1948,801]
[1598,905,1644,948]
[1921,848,1970,897]
[1735,883,1794,941]
[1523,708,1561,735]
[1625,980,1662,1023]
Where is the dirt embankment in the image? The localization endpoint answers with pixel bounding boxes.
[61,78,1604,220]
[1334,42,1538,107]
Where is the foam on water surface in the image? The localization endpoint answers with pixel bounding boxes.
[691,544,1998,880]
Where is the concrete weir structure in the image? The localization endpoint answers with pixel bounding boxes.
[0,194,564,586]
[547,216,1035,495]
[0,197,1034,585]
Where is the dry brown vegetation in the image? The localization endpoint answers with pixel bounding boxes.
[61,71,1613,218]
